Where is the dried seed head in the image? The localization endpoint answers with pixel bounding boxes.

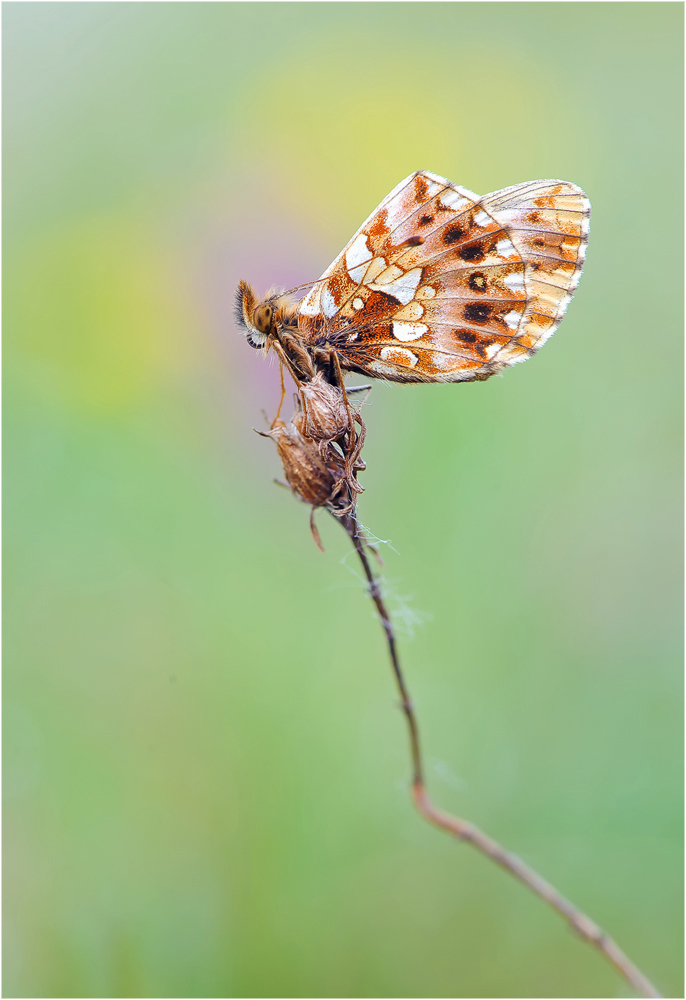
[298,372,350,442]
[268,419,346,508]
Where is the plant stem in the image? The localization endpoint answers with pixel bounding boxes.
[338,512,662,1000]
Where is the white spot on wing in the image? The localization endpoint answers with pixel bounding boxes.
[503,271,525,293]
[415,285,436,300]
[439,189,471,212]
[352,297,364,310]
[322,287,338,318]
[422,178,443,199]
[393,321,428,342]
[496,238,517,257]
[474,210,491,227]
[502,309,521,330]
[349,263,369,283]
[345,233,373,273]
[369,267,423,305]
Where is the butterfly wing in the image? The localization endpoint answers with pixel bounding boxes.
[297,171,590,383]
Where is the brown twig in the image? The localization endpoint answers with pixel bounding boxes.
[338,511,662,1000]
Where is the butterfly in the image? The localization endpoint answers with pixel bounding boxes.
[236,170,590,389]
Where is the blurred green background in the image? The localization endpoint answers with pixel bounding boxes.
[4,3,683,998]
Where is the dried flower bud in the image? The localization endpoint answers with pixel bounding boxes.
[268,419,346,509]
[298,372,349,442]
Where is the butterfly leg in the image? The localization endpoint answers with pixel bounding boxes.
[272,357,287,425]
[271,339,311,426]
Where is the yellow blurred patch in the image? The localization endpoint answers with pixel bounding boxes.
[234,48,571,237]
[6,216,191,414]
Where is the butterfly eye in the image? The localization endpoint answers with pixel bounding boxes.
[253,304,273,334]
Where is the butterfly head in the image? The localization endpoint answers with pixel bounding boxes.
[236,281,298,350]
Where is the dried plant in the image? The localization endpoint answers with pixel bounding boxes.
[252,374,661,1000]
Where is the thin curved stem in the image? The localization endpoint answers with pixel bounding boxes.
[337,512,662,1000]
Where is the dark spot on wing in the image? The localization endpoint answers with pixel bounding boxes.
[468,272,487,292]
[459,244,485,262]
[443,225,465,245]
[457,330,494,359]
[464,303,492,323]
[420,214,434,225]
[533,238,546,247]
[402,236,424,246]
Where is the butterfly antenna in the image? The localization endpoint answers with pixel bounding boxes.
[277,276,330,300]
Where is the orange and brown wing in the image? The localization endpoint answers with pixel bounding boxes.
[297,171,590,383]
